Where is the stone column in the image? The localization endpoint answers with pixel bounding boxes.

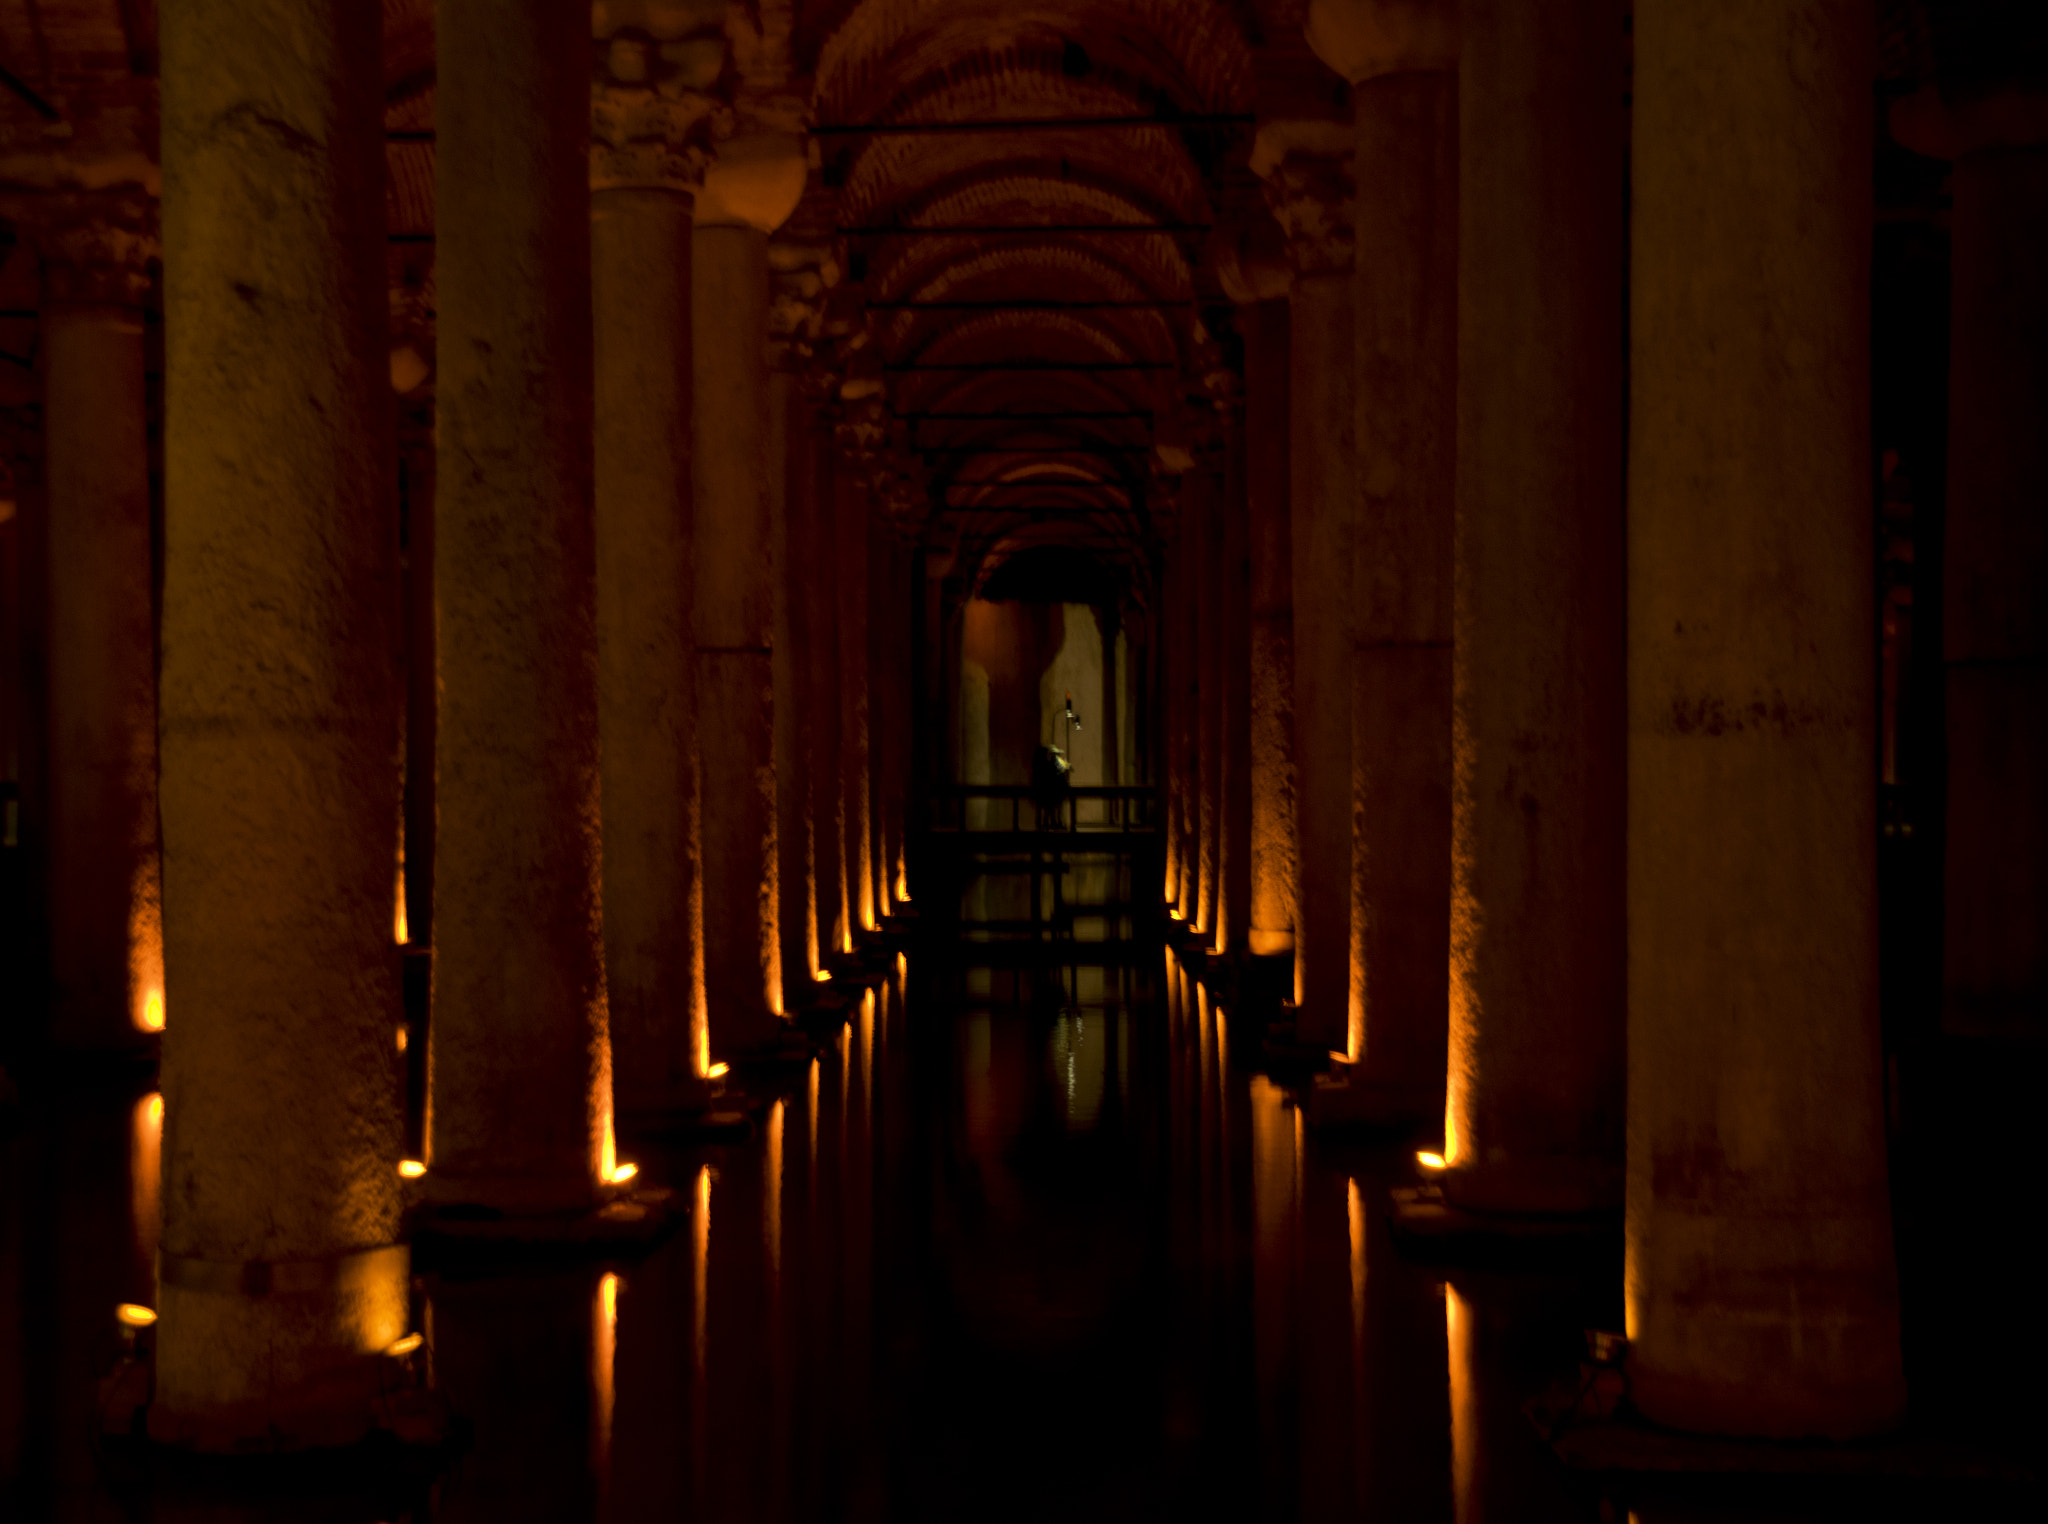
[1243,297,1297,969]
[1160,535,1185,912]
[1193,464,1223,940]
[1440,0,1625,1213]
[811,433,848,961]
[693,130,807,1048]
[773,376,820,995]
[1625,0,1902,1435]
[592,34,718,1118]
[1220,400,1254,959]
[37,198,161,1052]
[1891,86,2048,1044]
[1263,139,1355,1046]
[1309,0,1458,1119]
[838,463,875,945]
[154,0,407,1443]
[430,0,610,1212]
[399,438,435,950]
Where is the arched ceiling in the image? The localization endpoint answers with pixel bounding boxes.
[809,0,1260,601]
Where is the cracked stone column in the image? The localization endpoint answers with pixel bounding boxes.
[1625,0,1904,1435]
[592,24,722,1120]
[693,128,807,1051]
[1443,0,1625,1213]
[154,0,407,1443]
[1262,138,1355,1051]
[1892,84,2048,1046]
[36,197,161,1054]
[430,0,611,1211]
[1309,0,1458,1121]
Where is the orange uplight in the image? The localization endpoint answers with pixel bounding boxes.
[815,970,833,983]
[115,1303,156,1328]
[397,1159,427,1179]
[139,990,165,1032]
[705,1061,731,1081]
[395,1026,409,1053]
[600,1270,619,1326]
[609,1162,639,1186]
[1328,1050,1351,1067]
[1416,1151,1448,1172]
[144,1092,163,1126]
[386,1332,424,1357]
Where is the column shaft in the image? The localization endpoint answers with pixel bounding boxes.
[431,0,609,1210]
[773,378,818,995]
[400,445,435,948]
[1196,467,1224,939]
[154,0,406,1438]
[41,297,159,1050]
[693,223,781,1043]
[1221,409,1254,958]
[1625,0,1901,1435]
[1245,299,1298,962]
[1290,266,1355,1042]
[1445,0,1625,1212]
[596,184,705,1116]
[838,467,874,944]
[1943,145,2048,1039]
[1346,68,1456,1114]
[811,436,847,961]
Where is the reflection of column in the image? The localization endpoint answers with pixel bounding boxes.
[1264,141,1354,1046]
[431,0,610,1212]
[1626,0,1903,1436]
[693,131,807,1048]
[592,48,715,1117]
[1243,297,1298,966]
[838,464,874,944]
[1311,0,1457,1115]
[1443,0,1624,1214]
[154,0,408,1440]
[1249,1074,1300,1520]
[1891,89,2048,1042]
[37,199,160,1051]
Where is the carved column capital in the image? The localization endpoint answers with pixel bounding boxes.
[591,20,730,194]
[32,192,157,306]
[1307,0,1458,85]
[1254,135,1355,277]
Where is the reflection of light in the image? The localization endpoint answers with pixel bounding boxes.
[692,1165,712,1377]
[144,1092,163,1126]
[1347,1177,1367,1346]
[131,1093,163,1302]
[706,1061,730,1081]
[600,1271,619,1326]
[139,990,165,1032]
[115,1303,156,1328]
[594,1271,619,1481]
[765,1100,784,1280]
[394,864,408,945]
[1327,1049,1350,1067]
[608,1162,639,1186]
[1448,1284,1475,1524]
[387,1332,424,1356]
[398,1159,427,1179]
[396,1026,408,1053]
[1416,1151,1447,1172]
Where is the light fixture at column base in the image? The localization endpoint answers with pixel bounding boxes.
[408,1185,679,1255]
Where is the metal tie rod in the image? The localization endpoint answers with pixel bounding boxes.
[840,224,1210,237]
[813,114,1253,136]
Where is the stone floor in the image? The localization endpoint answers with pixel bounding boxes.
[0,934,2039,1521]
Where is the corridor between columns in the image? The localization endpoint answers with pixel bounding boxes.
[1,0,2044,1515]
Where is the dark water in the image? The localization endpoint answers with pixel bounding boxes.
[0,942,2033,1520]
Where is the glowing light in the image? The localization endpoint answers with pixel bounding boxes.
[115,1303,156,1328]
[1328,1050,1351,1067]
[1416,1150,1447,1172]
[608,1162,639,1186]
[144,1093,163,1125]
[1348,1177,1367,1348]
[599,1271,620,1326]
[397,1159,427,1179]
[706,1061,730,1081]
[1167,906,1183,920]
[815,969,834,983]
[132,1093,163,1304]
[139,990,164,1032]
[386,1332,424,1357]
[395,1026,408,1053]
[697,1021,711,1081]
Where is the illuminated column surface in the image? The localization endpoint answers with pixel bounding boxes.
[1197,453,1226,946]
[591,31,719,1121]
[811,423,847,963]
[1219,398,1253,957]
[1263,136,1355,1049]
[772,365,819,1001]
[36,197,161,1053]
[1625,0,1903,1435]
[837,455,874,944]
[1892,87,2048,1044]
[1239,293,1298,968]
[693,131,807,1051]
[1442,0,1625,1214]
[430,0,610,1212]
[1311,0,1458,1117]
[154,0,407,1442]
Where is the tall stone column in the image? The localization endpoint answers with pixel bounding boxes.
[1220,401,1254,958]
[1309,0,1457,1118]
[693,130,807,1049]
[1439,0,1625,1213]
[773,375,820,996]
[811,431,848,960]
[1159,535,1185,912]
[154,0,407,1442]
[1243,297,1297,969]
[430,0,610,1212]
[1192,464,1223,939]
[1263,139,1355,1046]
[399,438,435,950]
[1627,0,1903,1434]
[838,462,875,944]
[1892,87,2048,1044]
[36,198,161,1052]
[592,33,719,1118]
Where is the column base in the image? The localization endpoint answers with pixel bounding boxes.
[1389,1183,1618,1262]
[409,1183,680,1254]
[1439,1151,1623,1216]
[1301,1070,1434,1132]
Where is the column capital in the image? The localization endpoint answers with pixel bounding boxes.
[1307,0,1457,86]
[1253,135,1355,277]
[767,237,840,370]
[30,191,157,306]
[591,16,730,194]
